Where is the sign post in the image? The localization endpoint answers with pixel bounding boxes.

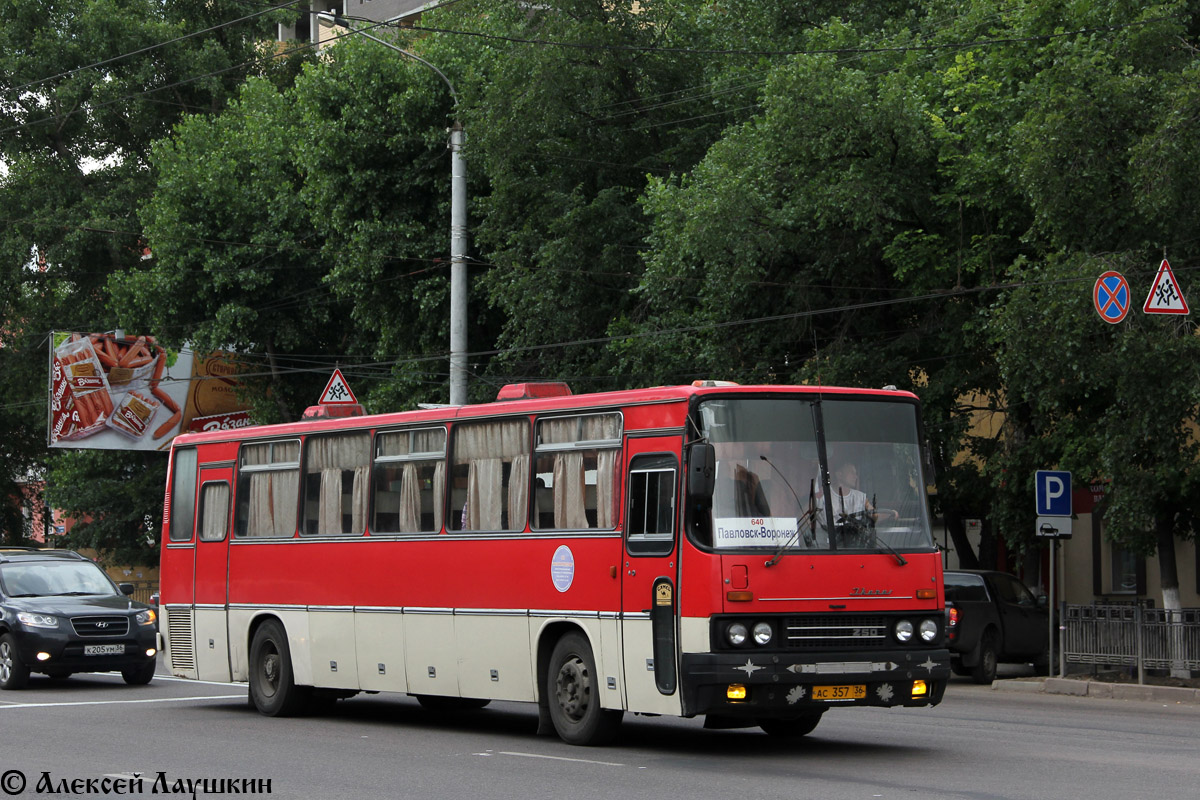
[1035,470,1072,677]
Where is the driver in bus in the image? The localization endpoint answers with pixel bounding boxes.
[816,462,898,546]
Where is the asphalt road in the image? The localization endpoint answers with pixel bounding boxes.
[0,664,1196,800]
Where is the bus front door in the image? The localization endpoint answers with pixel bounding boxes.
[621,438,682,715]
[192,465,234,682]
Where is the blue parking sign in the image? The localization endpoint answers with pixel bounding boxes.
[1035,470,1072,517]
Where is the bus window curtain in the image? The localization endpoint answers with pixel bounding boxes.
[596,449,617,529]
[319,468,342,534]
[467,458,504,531]
[248,471,298,537]
[351,465,369,534]
[200,483,229,541]
[508,453,530,531]
[433,461,445,532]
[398,463,420,532]
[308,433,370,535]
[553,451,588,529]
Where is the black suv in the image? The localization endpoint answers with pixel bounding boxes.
[0,548,158,689]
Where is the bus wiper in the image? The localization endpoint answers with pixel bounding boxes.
[868,493,907,566]
[760,455,815,567]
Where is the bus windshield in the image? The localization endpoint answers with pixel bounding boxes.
[697,396,934,554]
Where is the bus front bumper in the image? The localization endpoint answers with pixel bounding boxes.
[679,648,950,719]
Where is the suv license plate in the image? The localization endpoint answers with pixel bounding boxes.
[84,644,125,656]
[813,684,866,700]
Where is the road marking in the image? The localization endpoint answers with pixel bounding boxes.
[497,751,624,767]
[0,694,244,710]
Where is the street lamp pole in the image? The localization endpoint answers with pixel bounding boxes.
[316,13,468,406]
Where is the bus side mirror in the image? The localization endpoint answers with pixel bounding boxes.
[687,443,715,500]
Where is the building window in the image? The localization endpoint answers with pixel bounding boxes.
[1110,542,1139,594]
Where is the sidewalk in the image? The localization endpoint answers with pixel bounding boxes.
[992,676,1200,704]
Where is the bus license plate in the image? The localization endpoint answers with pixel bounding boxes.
[84,644,125,656]
[813,684,865,700]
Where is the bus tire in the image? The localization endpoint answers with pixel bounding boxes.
[249,620,309,717]
[547,632,621,746]
[758,710,824,738]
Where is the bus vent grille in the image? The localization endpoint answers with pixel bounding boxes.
[166,608,195,670]
[784,615,889,649]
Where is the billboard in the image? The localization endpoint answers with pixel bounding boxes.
[48,331,253,450]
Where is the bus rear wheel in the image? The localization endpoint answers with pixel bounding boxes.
[249,620,309,717]
[546,632,621,746]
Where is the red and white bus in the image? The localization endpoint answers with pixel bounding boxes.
[159,382,949,744]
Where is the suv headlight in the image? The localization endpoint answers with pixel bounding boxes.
[17,612,58,629]
[135,609,157,627]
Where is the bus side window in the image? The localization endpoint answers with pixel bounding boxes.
[301,432,371,536]
[533,413,622,532]
[168,447,199,542]
[234,440,301,538]
[372,428,447,534]
[627,454,677,557]
[450,419,531,532]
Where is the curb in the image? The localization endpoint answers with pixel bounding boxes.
[991,677,1200,704]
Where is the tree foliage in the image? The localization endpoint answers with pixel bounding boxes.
[4,0,1200,581]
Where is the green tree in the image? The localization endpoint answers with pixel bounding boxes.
[1,0,297,556]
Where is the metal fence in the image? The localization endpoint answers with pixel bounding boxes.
[1061,604,1200,682]
[119,579,158,606]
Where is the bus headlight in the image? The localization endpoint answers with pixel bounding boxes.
[727,622,748,647]
[919,618,939,642]
[752,622,773,646]
[894,619,914,643]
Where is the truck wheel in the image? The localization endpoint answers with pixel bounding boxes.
[546,632,622,745]
[971,632,998,684]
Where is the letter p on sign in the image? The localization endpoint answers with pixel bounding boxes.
[1035,470,1072,517]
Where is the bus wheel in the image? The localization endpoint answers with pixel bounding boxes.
[415,695,492,711]
[547,632,621,746]
[249,620,309,717]
[757,710,824,738]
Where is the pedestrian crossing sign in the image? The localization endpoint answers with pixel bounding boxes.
[1143,259,1189,315]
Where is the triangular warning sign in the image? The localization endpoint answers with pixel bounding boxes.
[319,368,358,404]
[1143,259,1189,315]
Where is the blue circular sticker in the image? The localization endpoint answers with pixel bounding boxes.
[551,545,575,593]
